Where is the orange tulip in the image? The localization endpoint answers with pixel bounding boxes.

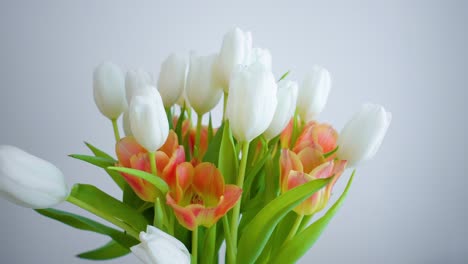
[280,149,347,215]
[166,162,242,230]
[115,131,185,202]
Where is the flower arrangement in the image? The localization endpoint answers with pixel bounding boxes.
[0,27,391,264]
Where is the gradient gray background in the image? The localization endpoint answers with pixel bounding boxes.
[1,0,467,263]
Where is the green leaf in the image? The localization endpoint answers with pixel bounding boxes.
[323,146,339,159]
[108,167,169,194]
[104,168,127,191]
[278,70,290,82]
[203,123,225,165]
[236,177,332,264]
[84,142,116,161]
[82,142,126,191]
[69,154,115,168]
[208,113,214,142]
[123,182,145,209]
[218,121,238,184]
[175,104,187,142]
[166,107,174,130]
[270,171,355,264]
[35,208,139,248]
[201,224,217,264]
[68,184,149,234]
[77,240,130,260]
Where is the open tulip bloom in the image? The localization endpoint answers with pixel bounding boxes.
[0,28,391,264]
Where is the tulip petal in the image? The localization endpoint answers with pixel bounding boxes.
[297,147,325,174]
[192,163,225,206]
[280,149,303,192]
[116,137,146,167]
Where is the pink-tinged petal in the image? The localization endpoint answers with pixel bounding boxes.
[155,151,170,176]
[318,160,347,211]
[308,161,334,180]
[192,163,225,200]
[286,170,325,215]
[159,131,179,157]
[167,194,198,230]
[293,124,320,154]
[280,149,303,192]
[297,147,325,174]
[162,146,186,187]
[130,153,150,172]
[116,137,146,167]
[312,124,338,154]
[173,162,194,202]
[280,119,293,149]
[214,185,242,219]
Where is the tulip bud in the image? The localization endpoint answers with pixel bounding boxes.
[186,53,223,116]
[337,103,392,167]
[122,110,132,136]
[157,53,187,108]
[245,48,272,71]
[226,63,278,142]
[125,69,154,103]
[264,80,298,140]
[217,27,252,91]
[0,145,68,209]
[93,62,127,119]
[296,66,331,122]
[129,87,169,153]
[131,225,190,264]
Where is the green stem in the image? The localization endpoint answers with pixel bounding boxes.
[192,227,198,264]
[111,118,121,142]
[195,113,203,157]
[285,214,304,242]
[149,152,157,177]
[67,195,140,240]
[222,92,228,121]
[230,141,250,260]
[223,216,236,264]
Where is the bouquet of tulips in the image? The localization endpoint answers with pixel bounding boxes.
[0,28,391,264]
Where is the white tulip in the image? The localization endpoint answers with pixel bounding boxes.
[0,145,68,209]
[337,103,392,167]
[125,69,154,103]
[217,27,252,92]
[157,54,187,108]
[131,226,190,264]
[296,66,331,122]
[186,53,223,116]
[122,110,132,136]
[245,48,272,71]
[226,63,278,142]
[263,80,298,140]
[93,62,127,119]
[129,87,169,153]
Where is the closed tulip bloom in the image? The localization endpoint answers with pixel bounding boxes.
[217,27,252,91]
[296,66,331,122]
[131,225,190,264]
[245,48,272,71]
[337,103,392,167]
[157,53,187,108]
[226,63,278,142]
[186,53,223,115]
[125,69,154,103]
[93,62,127,119]
[122,110,132,136]
[264,80,298,140]
[129,88,169,153]
[0,145,68,209]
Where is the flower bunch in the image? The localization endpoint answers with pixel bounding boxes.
[0,27,391,264]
